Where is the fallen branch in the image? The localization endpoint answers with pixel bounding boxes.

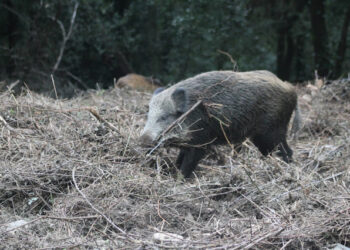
[72,166,126,235]
[86,107,120,135]
[83,107,142,157]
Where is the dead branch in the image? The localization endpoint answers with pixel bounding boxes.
[86,107,121,135]
[217,49,238,71]
[52,2,79,74]
[65,70,90,89]
[72,166,127,235]
[76,107,142,156]
[0,80,19,99]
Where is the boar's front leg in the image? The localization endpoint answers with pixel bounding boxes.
[176,147,206,178]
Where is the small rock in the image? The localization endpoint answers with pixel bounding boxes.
[153,232,184,242]
[3,219,28,234]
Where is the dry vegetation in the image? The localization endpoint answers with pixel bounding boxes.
[0,79,349,249]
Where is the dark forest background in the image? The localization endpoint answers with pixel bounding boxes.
[1,0,349,97]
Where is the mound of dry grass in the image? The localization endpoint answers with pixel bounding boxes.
[0,80,349,249]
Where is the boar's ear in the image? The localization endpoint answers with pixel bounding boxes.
[153,87,165,95]
[171,88,187,113]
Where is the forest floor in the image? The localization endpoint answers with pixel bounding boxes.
[0,78,349,249]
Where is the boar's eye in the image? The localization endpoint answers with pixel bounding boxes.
[157,113,178,122]
[176,111,183,117]
[158,114,170,122]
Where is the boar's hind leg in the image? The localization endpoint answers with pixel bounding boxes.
[251,130,292,163]
[277,138,293,163]
[175,149,185,168]
[176,148,206,178]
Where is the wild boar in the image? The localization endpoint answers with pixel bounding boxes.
[140,70,299,178]
[115,73,160,92]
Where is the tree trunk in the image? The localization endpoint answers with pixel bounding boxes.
[114,0,132,16]
[275,0,307,81]
[309,0,330,77]
[276,27,294,80]
[295,33,306,81]
[334,5,350,78]
[5,0,17,78]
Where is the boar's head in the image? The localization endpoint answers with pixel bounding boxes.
[140,87,188,146]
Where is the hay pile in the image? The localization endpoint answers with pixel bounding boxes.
[0,80,349,249]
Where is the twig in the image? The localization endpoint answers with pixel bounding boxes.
[0,114,35,136]
[52,2,79,74]
[217,49,238,71]
[65,70,90,89]
[51,74,63,111]
[280,239,293,250]
[87,107,121,135]
[241,228,285,249]
[7,80,19,91]
[45,215,100,221]
[0,115,15,131]
[219,121,233,149]
[269,170,346,202]
[241,165,264,195]
[157,200,170,225]
[38,105,142,156]
[50,75,59,98]
[144,100,203,158]
[0,4,30,26]
[157,100,202,141]
[0,80,19,99]
[86,107,141,156]
[71,166,127,235]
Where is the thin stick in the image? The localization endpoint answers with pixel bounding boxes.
[87,107,121,135]
[241,228,285,249]
[52,2,79,74]
[241,165,264,195]
[86,107,141,155]
[0,115,15,131]
[269,170,346,202]
[0,80,19,99]
[157,100,202,141]
[219,121,233,149]
[45,215,100,221]
[144,100,203,157]
[157,200,170,225]
[50,74,62,111]
[217,49,238,71]
[72,166,127,235]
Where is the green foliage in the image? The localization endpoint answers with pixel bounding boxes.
[0,0,349,95]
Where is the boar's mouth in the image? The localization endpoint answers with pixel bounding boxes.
[140,100,203,148]
[139,129,190,148]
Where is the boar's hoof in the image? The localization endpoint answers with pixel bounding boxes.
[139,134,154,146]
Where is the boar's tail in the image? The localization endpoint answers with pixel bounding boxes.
[291,99,301,139]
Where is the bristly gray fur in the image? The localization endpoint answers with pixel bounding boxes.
[140,70,299,177]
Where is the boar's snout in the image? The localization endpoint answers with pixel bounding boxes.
[139,133,155,147]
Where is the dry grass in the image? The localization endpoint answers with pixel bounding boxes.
[0,80,349,249]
